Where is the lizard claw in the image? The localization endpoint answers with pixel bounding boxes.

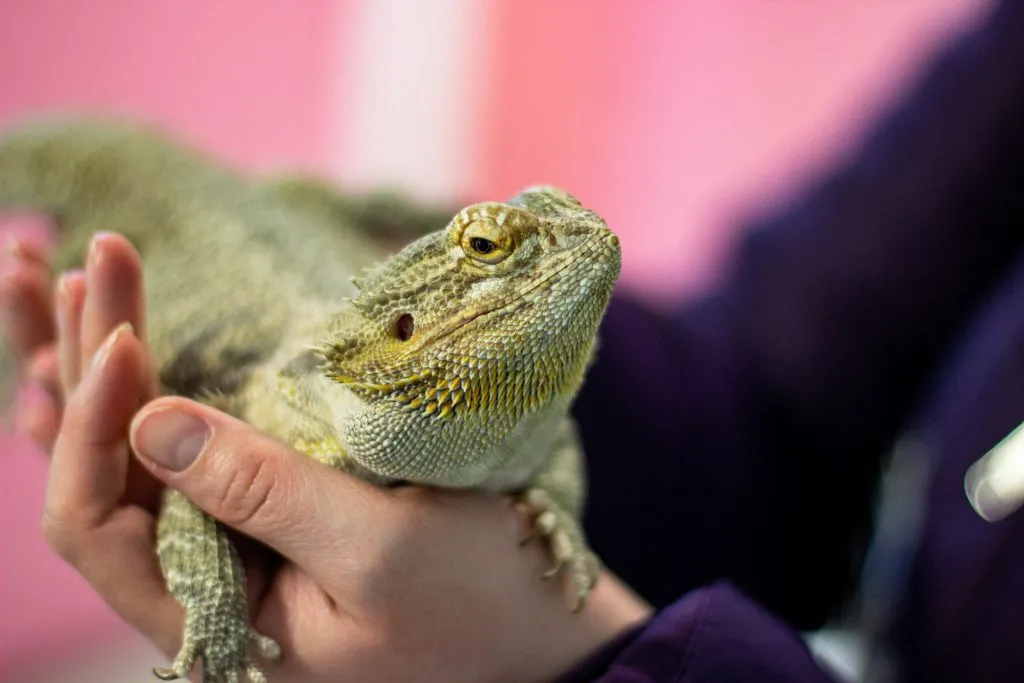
[516,488,601,612]
[542,560,564,580]
[153,617,280,683]
[251,631,283,661]
[153,639,196,680]
[153,666,183,681]
[518,526,541,546]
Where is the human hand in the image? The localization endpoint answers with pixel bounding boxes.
[2,229,177,649]
[5,232,652,682]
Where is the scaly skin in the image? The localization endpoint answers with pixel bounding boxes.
[0,116,622,683]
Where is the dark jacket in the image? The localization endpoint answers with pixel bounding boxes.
[562,1,1024,679]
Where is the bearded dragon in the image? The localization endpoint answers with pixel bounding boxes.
[0,116,621,683]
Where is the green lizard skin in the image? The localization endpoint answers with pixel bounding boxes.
[0,116,622,683]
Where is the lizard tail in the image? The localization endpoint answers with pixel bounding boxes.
[0,115,238,414]
[0,114,234,260]
[0,114,452,256]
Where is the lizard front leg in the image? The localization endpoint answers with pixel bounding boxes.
[517,419,601,612]
[155,490,281,683]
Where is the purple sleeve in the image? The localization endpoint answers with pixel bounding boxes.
[556,582,838,683]
[572,0,1024,631]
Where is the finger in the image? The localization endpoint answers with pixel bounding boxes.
[55,270,86,392]
[81,232,147,366]
[48,323,148,526]
[15,344,61,452]
[26,343,61,399]
[0,254,56,358]
[14,379,60,453]
[43,322,182,654]
[4,230,52,267]
[129,397,392,586]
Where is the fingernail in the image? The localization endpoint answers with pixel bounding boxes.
[88,232,113,268]
[54,271,79,331]
[4,233,24,258]
[92,321,134,371]
[26,354,59,396]
[4,233,51,270]
[131,407,211,472]
[55,274,71,330]
[0,248,18,288]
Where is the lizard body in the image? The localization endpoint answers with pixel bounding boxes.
[0,116,621,683]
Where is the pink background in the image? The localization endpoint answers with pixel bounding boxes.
[0,0,990,676]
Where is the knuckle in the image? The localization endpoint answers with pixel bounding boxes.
[206,452,279,529]
[41,508,82,563]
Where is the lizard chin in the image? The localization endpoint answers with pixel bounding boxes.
[338,394,568,489]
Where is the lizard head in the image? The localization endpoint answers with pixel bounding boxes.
[318,186,621,486]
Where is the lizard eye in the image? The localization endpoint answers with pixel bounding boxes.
[460,220,512,265]
[469,237,495,254]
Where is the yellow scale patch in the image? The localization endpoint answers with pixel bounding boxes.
[394,373,467,419]
[292,435,350,468]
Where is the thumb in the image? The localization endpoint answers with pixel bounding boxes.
[129,396,390,582]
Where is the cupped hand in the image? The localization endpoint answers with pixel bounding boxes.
[3,232,651,683]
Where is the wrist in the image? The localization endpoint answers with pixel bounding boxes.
[510,571,652,683]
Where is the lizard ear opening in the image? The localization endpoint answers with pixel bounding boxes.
[394,313,415,341]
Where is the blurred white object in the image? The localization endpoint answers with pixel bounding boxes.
[965,421,1024,522]
[334,0,489,201]
[804,629,863,683]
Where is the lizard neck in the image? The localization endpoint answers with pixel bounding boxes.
[333,389,568,489]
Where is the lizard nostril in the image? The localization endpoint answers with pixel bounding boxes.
[394,313,415,342]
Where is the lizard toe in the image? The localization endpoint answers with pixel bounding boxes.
[516,487,602,611]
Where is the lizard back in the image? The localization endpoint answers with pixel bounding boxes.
[0,116,388,403]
